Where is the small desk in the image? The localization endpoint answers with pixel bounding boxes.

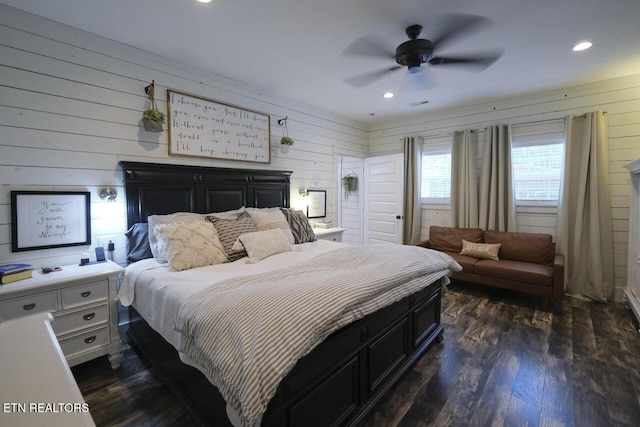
[0,313,95,426]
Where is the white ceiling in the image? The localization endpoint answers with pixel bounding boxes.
[2,0,640,124]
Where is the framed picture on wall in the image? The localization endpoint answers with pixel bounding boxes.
[307,190,326,219]
[10,191,91,252]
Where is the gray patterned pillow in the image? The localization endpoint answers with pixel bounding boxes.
[280,208,316,244]
[206,213,258,261]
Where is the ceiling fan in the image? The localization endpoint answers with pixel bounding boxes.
[343,14,504,89]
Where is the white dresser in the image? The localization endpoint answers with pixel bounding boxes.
[625,158,640,331]
[314,227,346,242]
[0,260,124,369]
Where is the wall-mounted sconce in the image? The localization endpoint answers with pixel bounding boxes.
[99,187,117,202]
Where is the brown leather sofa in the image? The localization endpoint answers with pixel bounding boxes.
[417,226,564,310]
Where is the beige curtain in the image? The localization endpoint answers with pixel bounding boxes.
[403,136,422,244]
[556,111,614,301]
[478,124,516,231]
[450,130,479,228]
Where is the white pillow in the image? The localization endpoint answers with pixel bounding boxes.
[233,228,293,263]
[155,222,227,271]
[148,212,204,262]
[246,208,294,244]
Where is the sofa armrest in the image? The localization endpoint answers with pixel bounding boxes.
[552,253,565,297]
[415,239,431,248]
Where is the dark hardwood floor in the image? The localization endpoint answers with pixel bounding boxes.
[72,282,640,426]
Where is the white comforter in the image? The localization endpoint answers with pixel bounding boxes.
[119,241,460,427]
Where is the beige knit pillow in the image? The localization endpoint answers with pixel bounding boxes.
[155,222,227,271]
[460,239,501,261]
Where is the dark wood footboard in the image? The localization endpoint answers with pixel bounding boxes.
[127,278,444,427]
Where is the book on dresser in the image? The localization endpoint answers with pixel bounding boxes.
[0,263,33,284]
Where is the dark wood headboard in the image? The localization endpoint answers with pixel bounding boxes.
[119,162,292,227]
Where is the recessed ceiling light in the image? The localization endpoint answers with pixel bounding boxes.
[197,0,212,3]
[383,92,394,99]
[572,41,592,52]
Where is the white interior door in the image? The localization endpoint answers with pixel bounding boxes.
[363,153,404,244]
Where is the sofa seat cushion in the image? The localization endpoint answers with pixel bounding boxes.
[474,259,553,287]
[442,251,482,272]
[429,226,483,253]
[483,230,555,265]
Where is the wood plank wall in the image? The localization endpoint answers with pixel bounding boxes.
[337,155,364,244]
[368,74,640,302]
[0,6,369,268]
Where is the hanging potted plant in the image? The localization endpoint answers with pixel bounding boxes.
[142,80,165,132]
[280,136,294,153]
[342,173,358,199]
[279,117,293,154]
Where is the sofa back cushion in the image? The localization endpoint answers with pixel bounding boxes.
[429,226,483,253]
[483,230,555,265]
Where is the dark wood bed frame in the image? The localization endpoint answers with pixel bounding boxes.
[120,161,445,426]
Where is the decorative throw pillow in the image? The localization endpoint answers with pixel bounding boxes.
[125,223,153,264]
[155,222,227,272]
[206,213,258,262]
[460,239,501,261]
[280,208,316,244]
[232,228,293,263]
[246,208,294,244]
[148,212,204,263]
[206,206,246,220]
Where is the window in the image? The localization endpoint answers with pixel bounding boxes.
[511,121,565,204]
[421,139,451,203]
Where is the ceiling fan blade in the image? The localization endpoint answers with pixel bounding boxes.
[429,14,492,50]
[428,49,504,69]
[342,36,394,59]
[344,66,402,88]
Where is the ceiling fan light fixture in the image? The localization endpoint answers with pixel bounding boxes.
[572,41,592,51]
[407,56,422,73]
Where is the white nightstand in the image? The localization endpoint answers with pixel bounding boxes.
[0,260,124,369]
[314,227,347,242]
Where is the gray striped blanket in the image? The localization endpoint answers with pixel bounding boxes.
[174,244,461,426]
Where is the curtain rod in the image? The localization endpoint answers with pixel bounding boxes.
[420,111,608,140]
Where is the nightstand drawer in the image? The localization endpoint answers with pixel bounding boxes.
[1,291,57,321]
[59,326,109,358]
[61,281,107,309]
[52,304,109,336]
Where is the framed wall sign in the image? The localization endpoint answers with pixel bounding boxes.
[307,190,327,219]
[167,89,271,164]
[11,191,91,252]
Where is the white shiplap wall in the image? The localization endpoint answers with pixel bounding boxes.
[369,73,640,302]
[0,6,368,268]
[337,155,364,244]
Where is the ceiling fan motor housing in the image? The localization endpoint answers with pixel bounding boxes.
[395,38,434,72]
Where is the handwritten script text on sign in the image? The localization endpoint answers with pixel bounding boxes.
[37,200,75,239]
[169,91,270,163]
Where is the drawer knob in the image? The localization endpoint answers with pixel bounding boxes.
[22,303,36,311]
[84,336,97,344]
[81,291,91,298]
[83,313,95,321]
